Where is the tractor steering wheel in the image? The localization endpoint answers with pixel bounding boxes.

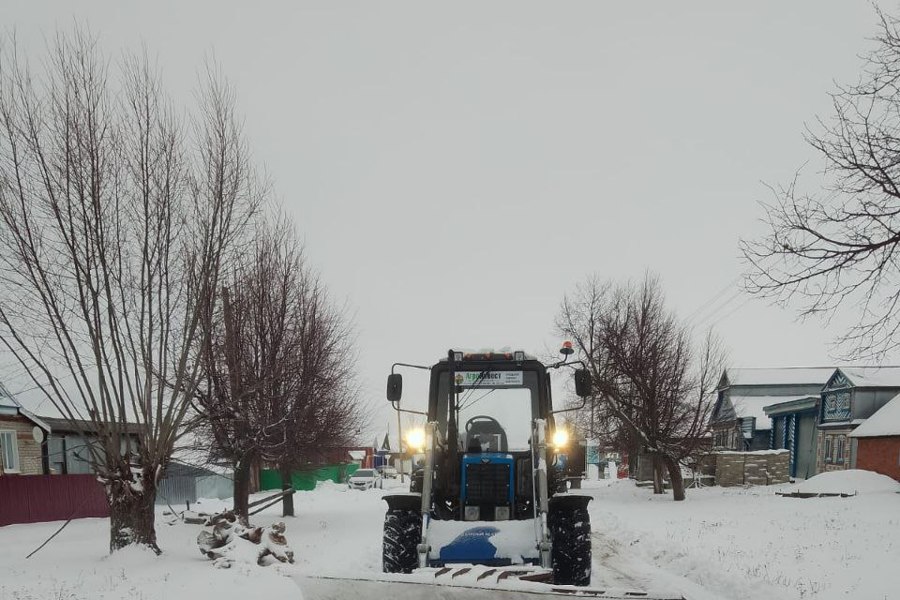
[464,415,507,452]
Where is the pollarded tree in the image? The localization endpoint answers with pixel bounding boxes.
[556,274,724,501]
[743,7,900,359]
[0,31,258,552]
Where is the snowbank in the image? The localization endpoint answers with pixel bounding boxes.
[796,469,900,495]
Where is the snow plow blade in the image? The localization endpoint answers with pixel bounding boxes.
[296,566,685,600]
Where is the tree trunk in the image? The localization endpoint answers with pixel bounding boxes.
[234,457,252,525]
[663,456,685,501]
[651,454,665,494]
[107,470,159,554]
[280,464,295,517]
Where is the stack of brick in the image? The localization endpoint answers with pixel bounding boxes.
[743,455,768,486]
[715,453,745,487]
[714,450,790,487]
[765,452,790,483]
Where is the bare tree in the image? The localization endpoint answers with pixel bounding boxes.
[271,274,365,517]
[556,274,724,501]
[0,31,257,552]
[193,217,307,523]
[193,215,366,521]
[743,7,900,360]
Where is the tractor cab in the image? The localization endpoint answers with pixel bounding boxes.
[427,353,557,523]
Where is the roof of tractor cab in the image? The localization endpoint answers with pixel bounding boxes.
[437,349,539,363]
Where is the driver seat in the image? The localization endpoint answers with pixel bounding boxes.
[465,418,508,453]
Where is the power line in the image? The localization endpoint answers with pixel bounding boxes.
[692,288,747,328]
[684,275,743,324]
[708,296,754,328]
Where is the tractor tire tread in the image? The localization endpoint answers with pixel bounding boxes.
[382,508,421,574]
[549,505,592,586]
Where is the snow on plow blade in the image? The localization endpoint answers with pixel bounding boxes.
[296,566,685,600]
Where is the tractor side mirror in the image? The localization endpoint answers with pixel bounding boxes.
[387,373,403,402]
[574,369,592,398]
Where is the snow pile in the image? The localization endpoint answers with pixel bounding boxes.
[197,513,295,568]
[796,469,900,495]
[315,479,350,492]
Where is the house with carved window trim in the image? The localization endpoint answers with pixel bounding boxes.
[816,367,900,473]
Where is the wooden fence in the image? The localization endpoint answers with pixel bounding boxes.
[0,474,108,526]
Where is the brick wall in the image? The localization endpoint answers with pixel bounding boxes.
[856,436,900,481]
[0,415,43,475]
[715,450,790,487]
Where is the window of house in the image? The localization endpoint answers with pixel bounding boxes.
[0,430,20,472]
[835,435,845,464]
[824,435,832,464]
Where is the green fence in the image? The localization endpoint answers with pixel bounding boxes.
[259,463,360,492]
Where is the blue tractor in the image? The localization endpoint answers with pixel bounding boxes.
[383,346,594,586]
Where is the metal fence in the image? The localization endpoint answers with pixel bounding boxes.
[259,464,359,491]
[156,472,233,506]
[0,474,108,526]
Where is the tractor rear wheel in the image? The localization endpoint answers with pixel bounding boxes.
[548,503,592,586]
[382,508,421,573]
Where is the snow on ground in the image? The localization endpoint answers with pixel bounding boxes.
[584,474,900,600]
[1,473,898,600]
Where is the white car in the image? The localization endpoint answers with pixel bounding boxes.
[347,468,383,490]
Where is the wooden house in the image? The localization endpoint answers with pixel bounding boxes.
[817,367,900,473]
[711,368,834,454]
[38,416,142,475]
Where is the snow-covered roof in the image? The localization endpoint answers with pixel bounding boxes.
[839,366,900,388]
[348,450,367,460]
[0,382,22,408]
[726,367,834,387]
[850,392,900,438]
[730,395,814,430]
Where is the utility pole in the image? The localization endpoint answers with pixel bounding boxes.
[396,409,405,483]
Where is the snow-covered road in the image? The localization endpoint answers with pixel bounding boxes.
[1,475,898,600]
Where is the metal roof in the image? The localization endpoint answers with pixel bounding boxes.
[730,395,815,430]
[838,366,900,388]
[725,367,835,387]
[38,416,143,435]
[0,382,22,408]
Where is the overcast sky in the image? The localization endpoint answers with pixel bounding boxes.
[0,1,891,439]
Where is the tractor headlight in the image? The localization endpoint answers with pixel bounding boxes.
[406,428,426,451]
[552,428,569,449]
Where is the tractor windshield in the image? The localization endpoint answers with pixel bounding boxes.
[434,370,540,452]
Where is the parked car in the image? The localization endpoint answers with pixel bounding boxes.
[347,468,383,490]
[378,466,398,479]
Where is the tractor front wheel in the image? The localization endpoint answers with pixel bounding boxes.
[382,508,421,573]
[548,501,592,586]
